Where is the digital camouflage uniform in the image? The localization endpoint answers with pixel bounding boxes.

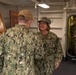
[70,24,76,54]
[35,31,63,75]
[0,24,44,75]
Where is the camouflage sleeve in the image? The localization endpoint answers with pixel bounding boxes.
[0,56,3,73]
[0,33,5,73]
[34,35,44,60]
[55,38,63,63]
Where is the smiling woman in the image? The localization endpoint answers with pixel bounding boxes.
[0,13,6,34]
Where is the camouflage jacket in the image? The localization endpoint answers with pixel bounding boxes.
[35,31,63,75]
[70,24,76,36]
[0,25,44,75]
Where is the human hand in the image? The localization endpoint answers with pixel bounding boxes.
[55,62,60,69]
[73,34,76,38]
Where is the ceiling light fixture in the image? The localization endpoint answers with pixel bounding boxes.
[38,3,50,8]
[37,0,50,9]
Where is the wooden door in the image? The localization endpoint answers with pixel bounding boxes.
[0,13,6,34]
[10,10,18,27]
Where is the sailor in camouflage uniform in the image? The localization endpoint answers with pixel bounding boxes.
[0,10,44,75]
[70,17,76,56]
[35,17,63,75]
